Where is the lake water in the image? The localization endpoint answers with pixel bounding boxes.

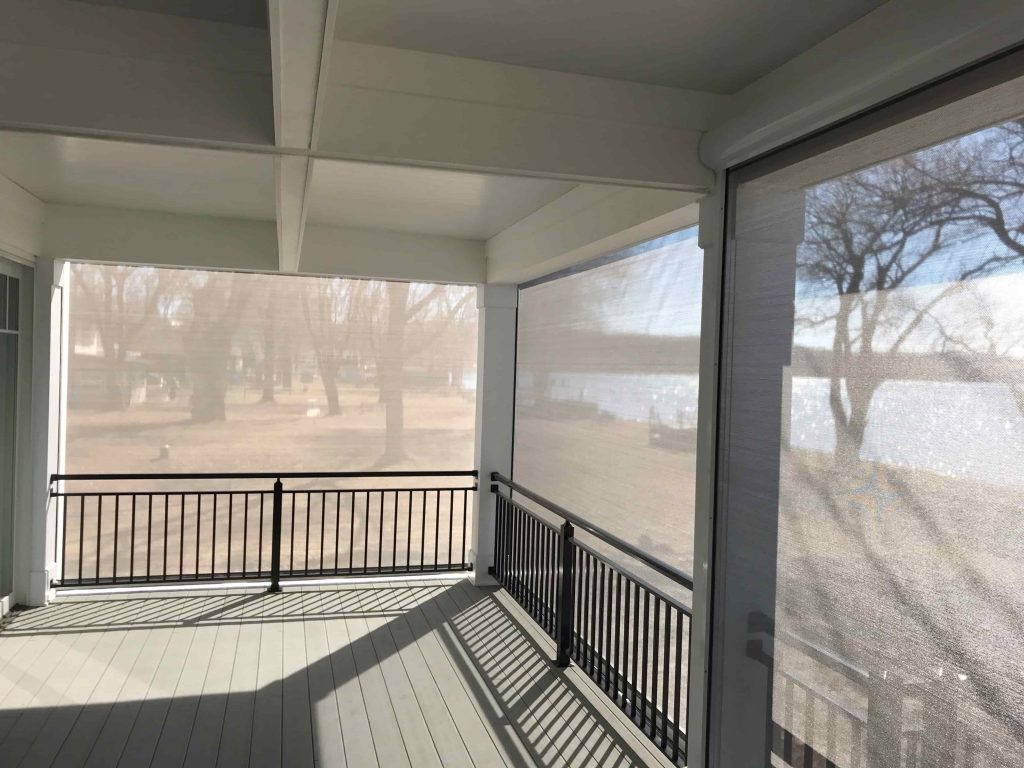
[519,372,1024,488]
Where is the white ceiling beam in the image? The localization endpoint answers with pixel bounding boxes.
[701,0,1024,170]
[301,224,484,283]
[486,187,700,284]
[315,42,721,191]
[268,0,334,273]
[43,204,278,273]
[0,170,44,263]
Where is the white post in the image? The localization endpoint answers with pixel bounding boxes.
[470,283,517,586]
[27,257,67,606]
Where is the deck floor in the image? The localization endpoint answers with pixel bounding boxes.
[0,578,674,767]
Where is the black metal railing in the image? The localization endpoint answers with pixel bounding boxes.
[49,471,476,588]
[490,473,692,766]
[749,612,1001,768]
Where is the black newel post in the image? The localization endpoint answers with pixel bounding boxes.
[555,520,575,667]
[268,478,283,593]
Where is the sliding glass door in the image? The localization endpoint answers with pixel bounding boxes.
[712,54,1024,767]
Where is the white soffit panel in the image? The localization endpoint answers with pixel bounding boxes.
[0,132,276,220]
[305,158,579,239]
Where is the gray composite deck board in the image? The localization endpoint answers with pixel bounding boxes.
[0,578,675,767]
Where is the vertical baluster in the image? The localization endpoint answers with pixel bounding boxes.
[783,678,795,763]
[195,493,202,580]
[432,488,439,571]
[112,494,119,583]
[419,490,427,572]
[543,525,552,632]
[211,493,218,577]
[596,562,606,682]
[320,492,327,576]
[285,491,294,574]
[649,597,661,737]
[349,491,356,572]
[554,520,575,667]
[258,493,265,575]
[160,495,166,581]
[335,491,342,572]
[672,610,684,762]
[851,718,864,768]
[146,494,152,582]
[582,552,591,672]
[573,547,583,660]
[406,490,413,572]
[621,576,631,706]
[662,601,672,749]
[78,496,85,583]
[304,491,311,575]
[446,490,453,569]
[59,495,68,585]
[804,687,816,767]
[227,493,234,577]
[393,490,399,571]
[589,555,599,677]
[129,494,136,582]
[178,493,186,580]
[526,514,536,613]
[378,490,385,573]
[461,489,468,568]
[604,566,614,691]
[825,703,837,768]
[631,582,641,717]
[96,495,104,583]
[242,493,249,576]
[363,490,370,573]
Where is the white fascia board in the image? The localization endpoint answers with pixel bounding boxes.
[300,223,485,284]
[0,172,43,263]
[317,42,720,190]
[701,0,1024,170]
[0,0,273,145]
[42,205,278,273]
[485,186,701,284]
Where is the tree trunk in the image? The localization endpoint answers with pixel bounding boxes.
[379,282,409,465]
[260,299,275,403]
[320,359,341,416]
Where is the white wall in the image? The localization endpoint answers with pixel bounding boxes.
[43,205,278,273]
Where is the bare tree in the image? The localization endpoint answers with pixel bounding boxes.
[800,121,1024,463]
[181,271,251,422]
[302,279,377,416]
[71,264,172,410]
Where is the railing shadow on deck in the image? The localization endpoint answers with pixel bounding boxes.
[0,582,659,767]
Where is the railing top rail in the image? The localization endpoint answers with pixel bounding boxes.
[572,537,693,616]
[491,472,694,592]
[51,470,478,483]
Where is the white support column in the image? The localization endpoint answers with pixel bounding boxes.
[470,283,518,585]
[27,257,67,606]
[686,185,725,768]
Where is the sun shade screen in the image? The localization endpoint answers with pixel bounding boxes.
[513,228,702,577]
[715,83,1024,765]
[66,266,478,474]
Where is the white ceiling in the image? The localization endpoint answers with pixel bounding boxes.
[0,132,276,220]
[334,0,887,93]
[305,159,579,240]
